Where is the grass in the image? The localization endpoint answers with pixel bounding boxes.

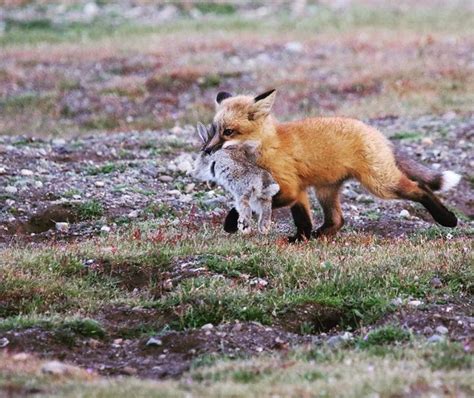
[0,224,471,330]
[1,5,473,47]
[0,342,471,397]
[77,200,104,220]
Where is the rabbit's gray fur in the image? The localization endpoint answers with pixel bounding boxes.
[193,123,279,234]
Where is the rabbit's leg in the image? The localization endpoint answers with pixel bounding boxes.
[257,197,273,234]
[236,193,253,234]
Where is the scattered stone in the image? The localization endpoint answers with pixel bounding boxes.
[430,277,442,288]
[285,41,304,53]
[391,297,403,306]
[12,352,31,361]
[421,137,434,146]
[201,323,214,331]
[427,335,445,344]
[146,337,163,347]
[162,279,173,290]
[20,169,34,176]
[408,300,423,307]
[184,183,195,193]
[159,175,174,182]
[0,337,9,348]
[326,332,353,348]
[121,366,137,375]
[100,225,111,233]
[435,325,449,335]
[399,209,410,219]
[41,361,81,376]
[422,326,433,335]
[5,186,17,194]
[95,181,105,187]
[55,222,70,233]
[0,166,7,174]
[127,210,139,218]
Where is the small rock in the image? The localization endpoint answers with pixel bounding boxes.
[201,323,214,331]
[162,279,173,290]
[421,137,433,146]
[0,166,7,174]
[146,337,163,347]
[128,210,139,219]
[84,2,100,18]
[5,186,17,194]
[100,225,111,233]
[20,169,34,176]
[427,335,445,344]
[408,300,423,307]
[52,138,66,146]
[55,222,70,233]
[430,277,442,288]
[121,366,137,375]
[87,338,101,349]
[184,183,195,193]
[0,337,9,348]
[285,41,304,53]
[159,175,174,182]
[422,326,433,335]
[435,325,449,335]
[399,209,410,219]
[232,323,243,332]
[41,361,80,376]
[34,180,43,188]
[12,352,30,361]
[391,297,403,306]
[95,181,105,187]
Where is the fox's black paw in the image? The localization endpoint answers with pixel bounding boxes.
[224,208,239,233]
[288,232,311,244]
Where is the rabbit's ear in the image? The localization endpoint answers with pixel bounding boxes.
[196,122,209,143]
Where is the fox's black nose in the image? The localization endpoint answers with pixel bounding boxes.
[204,147,213,155]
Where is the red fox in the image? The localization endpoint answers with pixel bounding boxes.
[203,90,461,242]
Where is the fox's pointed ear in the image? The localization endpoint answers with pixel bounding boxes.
[216,91,232,105]
[196,122,208,144]
[250,89,276,120]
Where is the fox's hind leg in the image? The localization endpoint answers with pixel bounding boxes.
[313,184,344,238]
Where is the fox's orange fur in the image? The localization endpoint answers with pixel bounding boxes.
[205,90,460,240]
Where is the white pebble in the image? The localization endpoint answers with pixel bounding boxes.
[435,325,448,335]
[20,169,33,176]
[5,186,17,194]
[408,300,423,307]
[55,222,70,233]
[100,225,111,233]
[95,181,105,187]
[201,323,214,330]
[399,209,410,219]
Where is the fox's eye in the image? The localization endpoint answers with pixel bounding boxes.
[223,128,234,137]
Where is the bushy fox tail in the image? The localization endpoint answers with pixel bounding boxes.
[395,152,461,192]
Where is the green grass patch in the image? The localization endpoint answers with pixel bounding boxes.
[85,163,127,175]
[391,131,424,141]
[358,325,411,349]
[77,200,104,220]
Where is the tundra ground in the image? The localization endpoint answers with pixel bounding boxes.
[0,1,473,397]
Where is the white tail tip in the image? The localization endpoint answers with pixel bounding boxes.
[441,171,461,192]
